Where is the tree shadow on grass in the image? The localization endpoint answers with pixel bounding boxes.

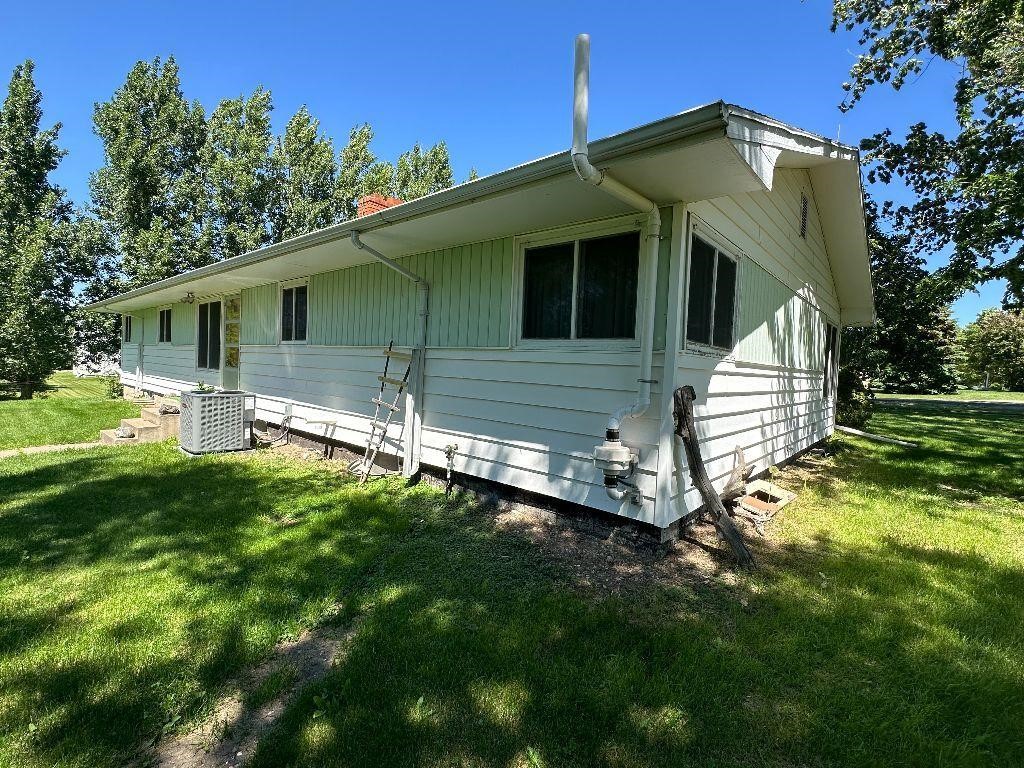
[0,446,424,767]
[246,488,1024,768]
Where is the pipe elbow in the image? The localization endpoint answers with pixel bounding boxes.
[572,152,603,185]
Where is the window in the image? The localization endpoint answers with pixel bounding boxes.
[281,284,307,342]
[159,308,172,343]
[197,300,221,370]
[823,322,838,399]
[799,193,809,239]
[521,230,640,340]
[686,233,738,350]
[122,315,132,343]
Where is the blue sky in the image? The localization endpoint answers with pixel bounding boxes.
[0,0,1004,322]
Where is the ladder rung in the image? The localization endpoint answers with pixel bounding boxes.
[378,376,407,388]
[383,349,413,361]
[372,398,400,411]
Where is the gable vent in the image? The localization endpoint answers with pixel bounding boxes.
[799,193,809,239]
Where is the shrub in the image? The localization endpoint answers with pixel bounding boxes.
[837,367,874,430]
[102,375,123,400]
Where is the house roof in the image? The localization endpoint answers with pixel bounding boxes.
[87,101,874,326]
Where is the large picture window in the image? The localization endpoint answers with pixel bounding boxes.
[521,230,639,340]
[159,308,172,343]
[281,284,307,342]
[686,233,738,350]
[197,300,221,370]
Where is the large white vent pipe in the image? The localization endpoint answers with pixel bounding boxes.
[573,34,661,437]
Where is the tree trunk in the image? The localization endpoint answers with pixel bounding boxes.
[20,382,34,400]
[672,385,753,566]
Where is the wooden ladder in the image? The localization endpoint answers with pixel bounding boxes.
[352,340,413,483]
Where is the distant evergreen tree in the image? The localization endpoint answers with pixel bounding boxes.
[0,61,86,396]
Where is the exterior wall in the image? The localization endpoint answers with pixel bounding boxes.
[117,178,839,529]
[661,168,838,526]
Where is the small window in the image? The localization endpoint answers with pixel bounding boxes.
[159,308,172,343]
[799,193,809,239]
[281,284,307,342]
[521,230,640,340]
[197,300,221,370]
[823,322,839,399]
[686,233,738,350]
[122,315,133,343]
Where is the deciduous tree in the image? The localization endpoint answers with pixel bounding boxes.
[271,106,342,239]
[833,0,1024,305]
[957,309,1024,390]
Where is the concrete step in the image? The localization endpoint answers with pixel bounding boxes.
[121,417,163,442]
[100,428,140,446]
[140,407,181,438]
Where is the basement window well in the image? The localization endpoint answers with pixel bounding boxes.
[521,230,640,340]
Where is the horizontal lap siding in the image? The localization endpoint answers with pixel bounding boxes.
[661,174,839,527]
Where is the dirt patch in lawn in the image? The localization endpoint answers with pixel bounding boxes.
[141,619,358,768]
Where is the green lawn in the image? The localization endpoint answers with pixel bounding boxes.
[876,388,1024,402]
[1,401,1022,767]
[0,372,139,450]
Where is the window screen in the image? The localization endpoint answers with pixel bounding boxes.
[122,315,132,343]
[577,232,639,339]
[159,309,172,343]
[686,233,738,350]
[712,254,737,348]
[686,236,716,345]
[282,285,308,342]
[197,301,221,370]
[522,243,573,339]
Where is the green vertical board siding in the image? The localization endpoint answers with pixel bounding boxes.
[140,307,159,344]
[652,206,673,351]
[171,303,195,346]
[241,283,279,345]
[735,259,825,370]
[309,237,513,348]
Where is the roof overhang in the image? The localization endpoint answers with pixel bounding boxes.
[88,101,874,326]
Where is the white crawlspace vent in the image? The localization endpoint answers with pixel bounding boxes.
[180,390,247,454]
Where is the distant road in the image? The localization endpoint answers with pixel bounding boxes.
[879,396,1024,413]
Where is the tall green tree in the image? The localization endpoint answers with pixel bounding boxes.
[271,106,342,239]
[90,56,210,287]
[832,0,1024,305]
[0,61,84,396]
[842,202,959,394]
[957,309,1024,390]
[393,141,454,200]
[336,123,395,218]
[205,87,276,259]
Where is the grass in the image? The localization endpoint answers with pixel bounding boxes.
[876,388,1024,402]
[0,372,139,450]
[1,401,1022,767]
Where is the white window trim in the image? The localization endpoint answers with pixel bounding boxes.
[512,215,648,350]
[279,278,309,345]
[682,217,743,359]
[157,306,173,344]
[195,296,224,373]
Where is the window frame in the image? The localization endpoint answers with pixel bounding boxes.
[196,298,223,372]
[823,321,839,400]
[513,215,646,350]
[279,278,309,345]
[682,219,742,357]
[158,307,172,344]
[122,315,133,344]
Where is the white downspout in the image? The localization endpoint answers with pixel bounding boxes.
[572,34,661,435]
[350,231,428,477]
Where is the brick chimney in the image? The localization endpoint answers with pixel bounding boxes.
[357,193,404,217]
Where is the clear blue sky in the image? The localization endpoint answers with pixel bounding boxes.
[0,0,1005,323]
